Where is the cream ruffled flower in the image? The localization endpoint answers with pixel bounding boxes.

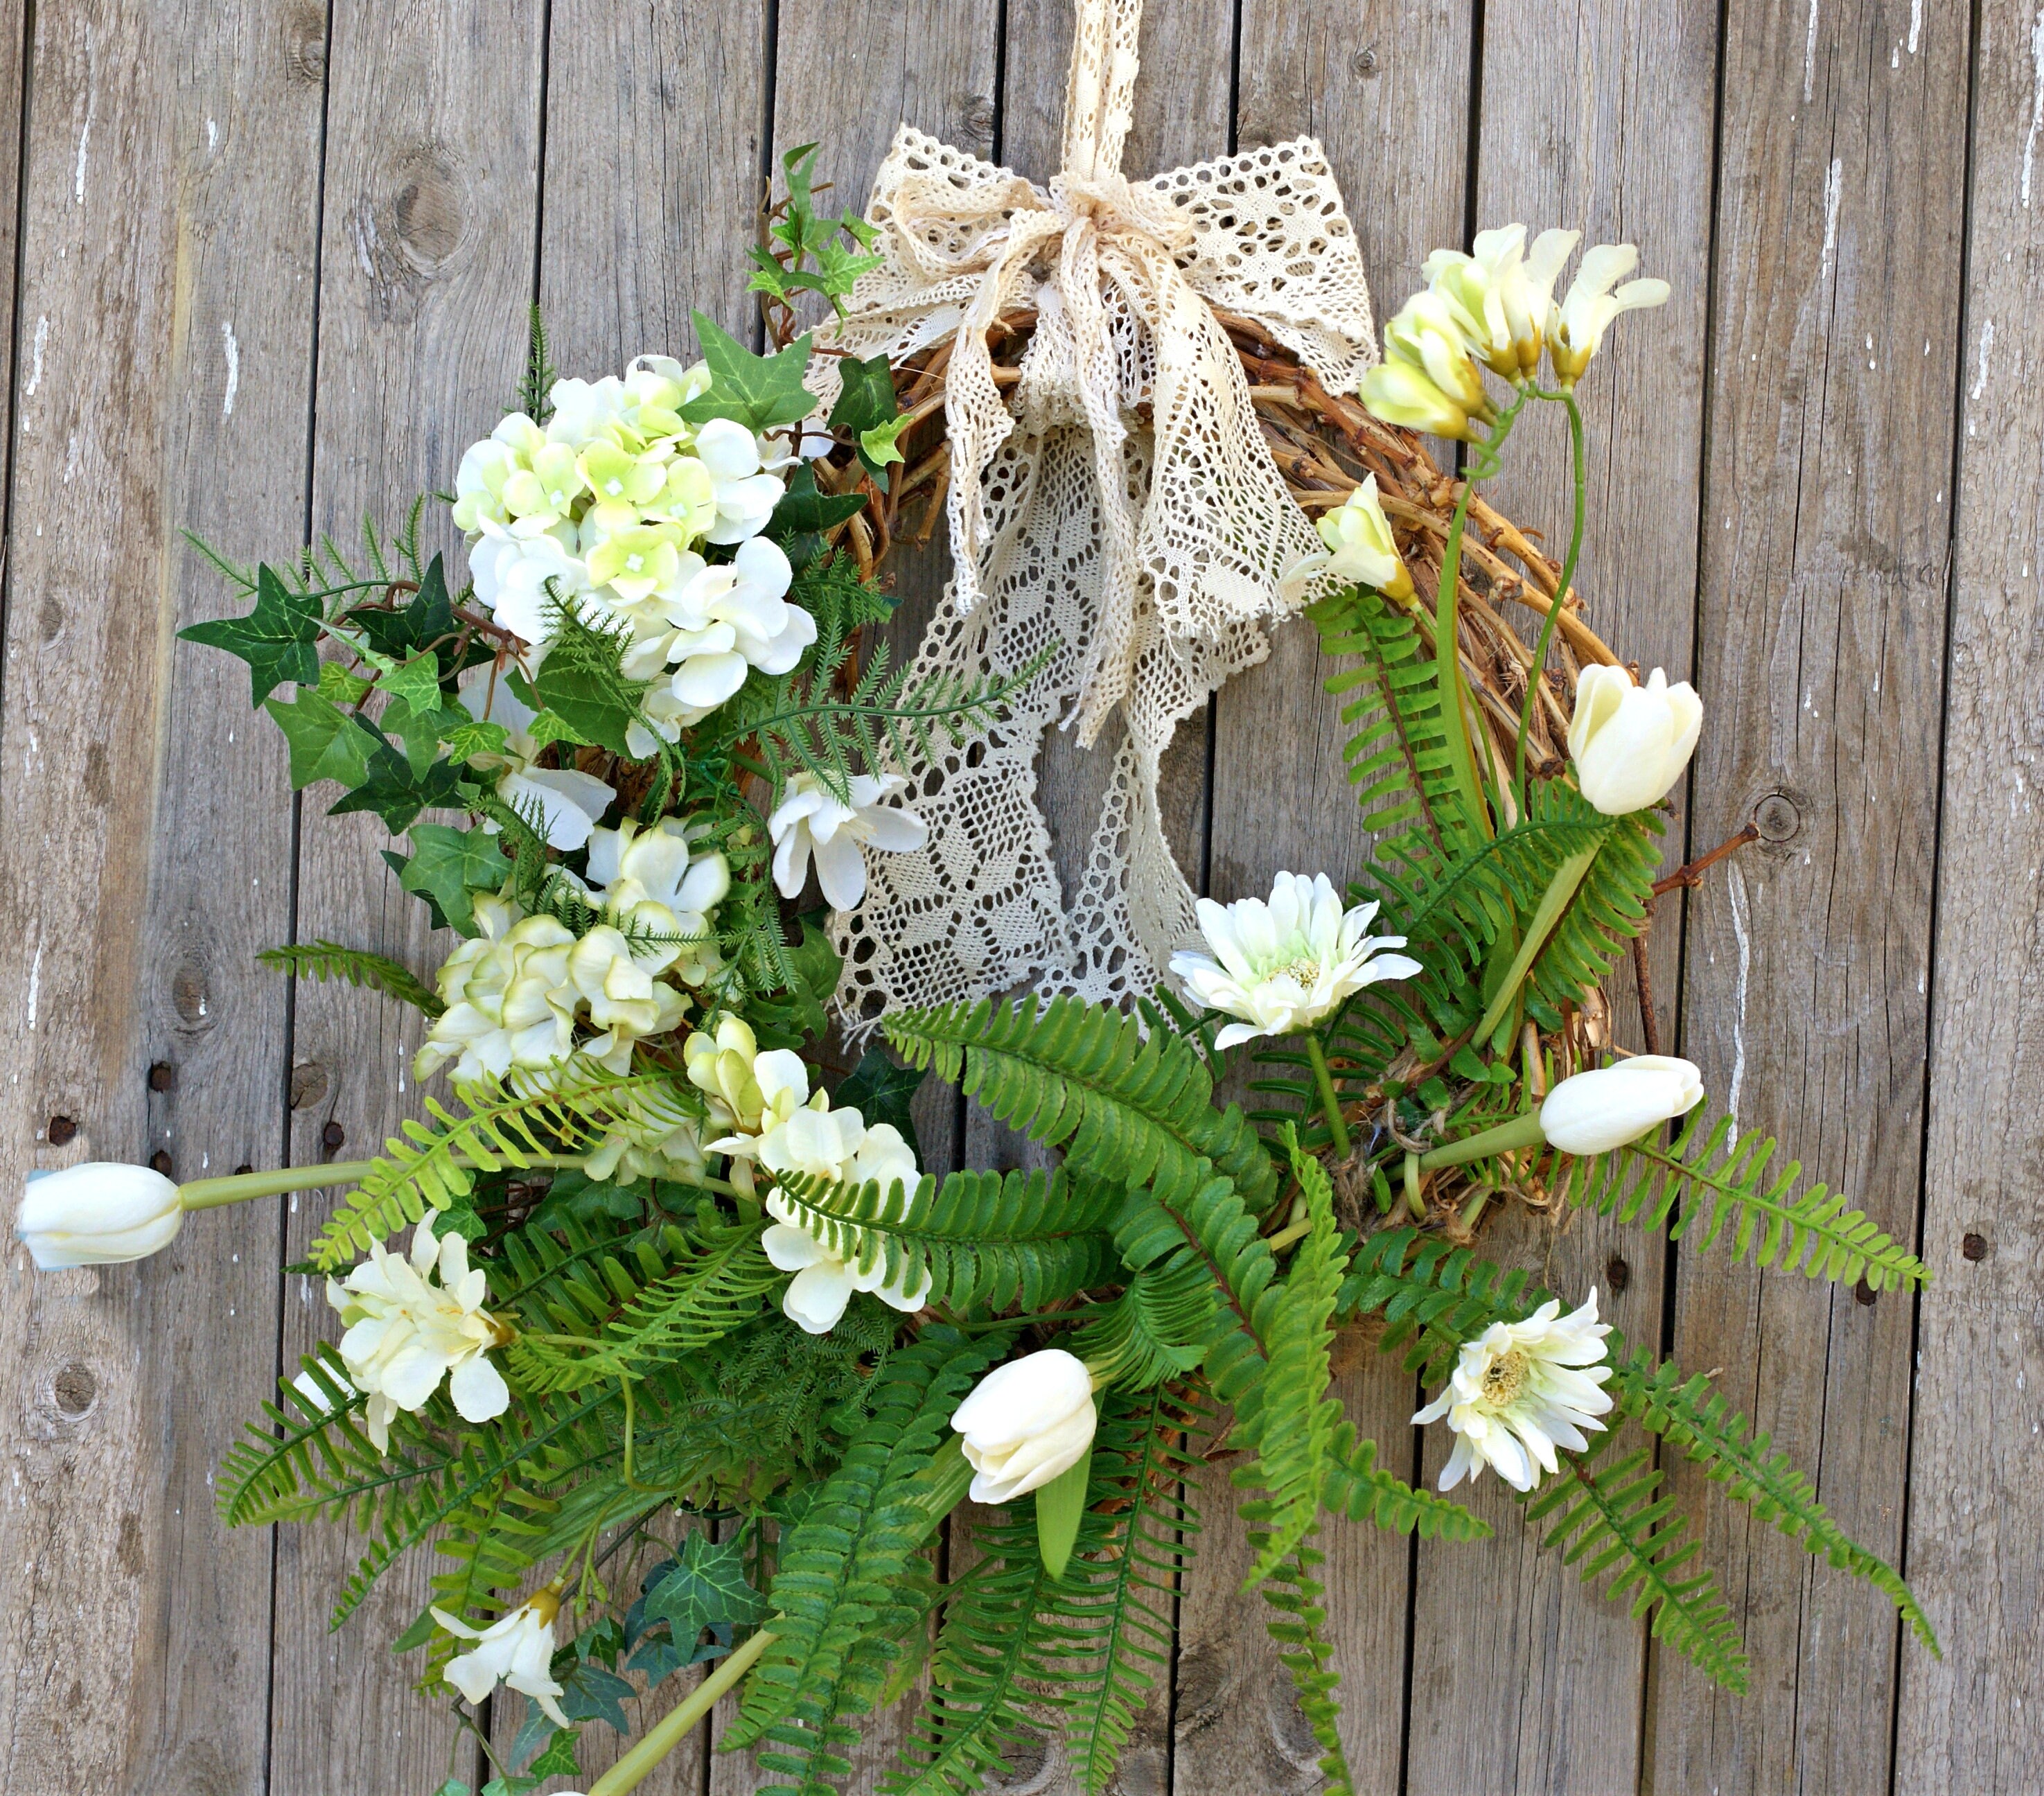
[768,771,930,911]
[327,1221,512,1452]
[685,1013,781,1137]
[416,895,689,1084]
[1168,872,1422,1050]
[576,815,729,987]
[432,1587,570,1728]
[1413,1291,1614,1493]
[455,667,615,851]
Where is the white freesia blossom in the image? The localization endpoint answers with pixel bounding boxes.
[1357,353,1479,440]
[1540,1056,1704,1155]
[578,816,730,987]
[415,895,689,1084]
[455,667,615,852]
[1548,243,1670,384]
[1425,225,1580,377]
[432,1587,571,1728]
[1413,1291,1614,1493]
[1567,663,1702,816]
[1314,476,1413,599]
[768,771,930,911]
[327,1221,512,1453]
[726,1087,928,1333]
[16,1163,182,1269]
[1386,290,1490,413]
[1168,872,1422,1050]
[951,1349,1098,1504]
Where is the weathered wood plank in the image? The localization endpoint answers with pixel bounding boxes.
[0,0,25,529]
[1892,0,2044,1786]
[1402,5,1720,1790]
[1181,6,1475,1793]
[0,3,326,1793]
[520,4,770,1788]
[268,6,546,1793]
[1653,0,1970,1789]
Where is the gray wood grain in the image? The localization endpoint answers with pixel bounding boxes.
[268,5,546,1792]
[1401,5,1720,1790]
[1655,0,1970,1788]
[0,6,322,1792]
[1892,0,2044,1785]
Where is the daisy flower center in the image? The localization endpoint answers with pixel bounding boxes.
[1480,1348,1531,1409]
[1271,954,1322,987]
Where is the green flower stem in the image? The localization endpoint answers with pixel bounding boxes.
[1303,1033,1352,1161]
[177,1161,385,1211]
[587,1624,777,1796]
[1471,839,1603,1050]
[1417,1109,1548,1171]
[1513,391,1587,809]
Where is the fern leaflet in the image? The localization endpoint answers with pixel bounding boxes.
[258,938,444,1016]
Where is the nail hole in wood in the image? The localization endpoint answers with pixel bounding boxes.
[321,1120,346,1152]
[150,1151,172,1176]
[147,1062,175,1092]
[1605,1253,1630,1294]
[1961,1231,1988,1262]
[45,1115,77,1146]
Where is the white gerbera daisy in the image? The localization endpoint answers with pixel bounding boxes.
[1413,1289,1615,1493]
[1168,871,1422,1050]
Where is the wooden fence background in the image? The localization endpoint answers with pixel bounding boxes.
[0,0,2036,1790]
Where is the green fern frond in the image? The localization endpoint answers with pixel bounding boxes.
[1524,1438,1749,1692]
[506,1220,780,1393]
[1319,1419,1489,1540]
[307,1066,688,1272]
[1609,1352,1937,1651]
[1247,1533,1355,1796]
[735,1327,1001,1781]
[1071,1253,1216,1387]
[218,1348,391,1527]
[766,1163,1122,1316]
[258,938,444,1016]
[1558,1103,1930,1289]
[886,994,1280,1216]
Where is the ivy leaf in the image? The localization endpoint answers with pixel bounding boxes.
[770,462,867,534]
[265,689,378,791]
[557,1659,636,1734]
[317,660,374,705]
[479,1777,538,1796]
[327,746,463,835]
[180,564,321,704]
[642,1535,768,1647]
[829,353,898,437]
[834,1048,926,1161]
[441,716,511,764]
[430,1781,471,1796]
[524,707,592,750]
[395,824,505,935]
[787,912,843,1034]
[525,1167,643,1234]
[858,414,912,471]
[381,651,446,716]
[347,554,459,669]
[682,311,815,430]
[533,658,645,759]
[380,695,463,777]
[525,1729,581,1779]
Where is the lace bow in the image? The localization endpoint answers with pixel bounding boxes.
[820,0,1381,1026]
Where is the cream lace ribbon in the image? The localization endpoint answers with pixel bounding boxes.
[818,0,1380,1028]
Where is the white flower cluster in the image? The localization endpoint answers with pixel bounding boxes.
[1362,224,1670,436]
[452,356,813,747]
[327,1221,511,1452]
[687,1016,927,1335]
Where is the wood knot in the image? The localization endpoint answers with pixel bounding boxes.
[955,93,996,148]
[392,152,465,272]
[52,1363,96,1418]
[1350,45,1381,78]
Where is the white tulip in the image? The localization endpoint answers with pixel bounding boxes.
[17,1163,182,1269]
[1539,1056,1704,1156]
[1567,663,1702,816]
[1168,872,1422,1050]
[1413,1291,1614,1493]
[326,1221,512,1452]
[951,1349,1098,1505]
[432,1587,571,1727]
[1548,242,1670,383]
[1314,476,1413,600]
[768,771,930,912]
[455,667,615,852]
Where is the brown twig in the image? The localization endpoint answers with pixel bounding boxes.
[1652,822,1761,897]
[1630,913,1663,1057]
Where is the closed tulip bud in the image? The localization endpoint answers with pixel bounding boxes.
[17,1163,183,1269]
[951,1348,1098,1505]
[1539,1056,1704,1155]
[1567,664,1702,816]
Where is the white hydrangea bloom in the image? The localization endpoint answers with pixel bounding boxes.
[432,1587,571,1728]
[696,417,786,544]
[768,771,930,911]
[1413,1290,1614,1493]
[1168,872,1422,1050]
[326,1222,511,1452]
[455,667,615,851]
